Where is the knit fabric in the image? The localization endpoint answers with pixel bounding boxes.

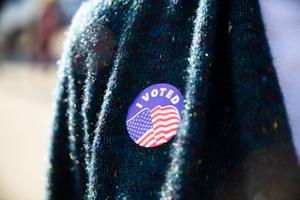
[47,0,300,199]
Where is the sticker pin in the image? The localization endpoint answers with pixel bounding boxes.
[126,83,183,148]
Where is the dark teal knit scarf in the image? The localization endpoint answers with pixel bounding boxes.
[47,0,300,199]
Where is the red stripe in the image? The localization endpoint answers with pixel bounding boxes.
[151,108,176,115]
[153,122,179,130]
[148,139,159,147]
[151,111,178,119]
[155,130,177,141]
[155,128,178,138]
[150,105,176,113]
[143,137,157,147]
[155,133,176,146]
[152,116,180,123]
[143,129,177,147]
[138,135,154,146]
[143,128,178,147]
[137,130,154,144]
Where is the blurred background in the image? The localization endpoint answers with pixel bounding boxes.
[0,0,84,199]
[0,0,299,200]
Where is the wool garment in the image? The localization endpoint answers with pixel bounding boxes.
[47,0,300,200]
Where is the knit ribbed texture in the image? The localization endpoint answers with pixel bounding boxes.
[47,0,300,199]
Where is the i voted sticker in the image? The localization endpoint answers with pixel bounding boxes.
[126,83,183,148]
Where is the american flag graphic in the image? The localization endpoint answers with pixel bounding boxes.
[126,105,180,147]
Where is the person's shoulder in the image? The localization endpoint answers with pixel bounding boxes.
[58,0,133,77]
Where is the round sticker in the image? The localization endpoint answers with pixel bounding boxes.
[126,83,183,148]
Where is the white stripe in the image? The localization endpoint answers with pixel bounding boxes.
[152,114,180,123]
[145,139,156,147]
[151,105,178,112]
[153,119,180,128]
[151,108,177,116]
[156,139,167,145]
[155,131,176,139]
[136,128,153,143]
[153,124,179,133]
[139,133,155,146]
